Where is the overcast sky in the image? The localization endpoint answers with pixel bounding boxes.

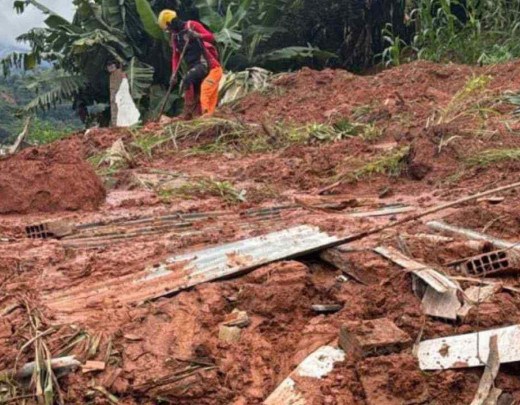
[0,0,75,47]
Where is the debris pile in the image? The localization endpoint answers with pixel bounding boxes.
[3,60,520,403]
[0,140,105,214]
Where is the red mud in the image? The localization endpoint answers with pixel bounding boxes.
[0,139,105,214]
[2,60,520,404]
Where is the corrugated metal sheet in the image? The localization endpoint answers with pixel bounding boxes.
[45,225,339,312]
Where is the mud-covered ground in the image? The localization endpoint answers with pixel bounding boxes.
[1,60,520,404]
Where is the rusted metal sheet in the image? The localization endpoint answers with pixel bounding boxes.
[45,226,339,312]
[264,346,345,405]
[417,325,520,370]
[30,205,299,247]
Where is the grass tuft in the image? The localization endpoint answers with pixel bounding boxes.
[351,146,411,180]
[160,178,247,205]
[466,148,520,167]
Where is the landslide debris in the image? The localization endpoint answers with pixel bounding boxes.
[0,139,105,214]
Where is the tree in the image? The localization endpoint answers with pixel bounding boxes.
[4,0,333,120]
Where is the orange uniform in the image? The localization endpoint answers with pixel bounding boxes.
[171,21,222,116]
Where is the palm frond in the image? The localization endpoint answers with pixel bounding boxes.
[125,57,154,100]
[24,73,87,112]
[255,45,337,63]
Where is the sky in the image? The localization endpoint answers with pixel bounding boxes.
[0,0,75,48]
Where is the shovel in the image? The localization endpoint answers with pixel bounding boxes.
[156,40,190,120]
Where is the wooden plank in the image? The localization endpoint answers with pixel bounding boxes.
[320,248,374,285]
[264,346,345,405]
[470,335,500,405]
[374,246,457,293]
[417,325,520,370]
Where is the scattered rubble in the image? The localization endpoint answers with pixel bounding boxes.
[339,318,412,360]
[4,60,520,403]
[264,346,346,404]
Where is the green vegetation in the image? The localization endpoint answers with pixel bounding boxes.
[351,146,411,180]
[0,73,80,144]
[3,0,335,119]
[429,75,494,127]
[167,118,384,155]
[160,178,247,204]
[384,0,520,66]
[466,148,520,168]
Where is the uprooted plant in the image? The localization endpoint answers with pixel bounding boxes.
[159,178,247,205]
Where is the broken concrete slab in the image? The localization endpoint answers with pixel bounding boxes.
[263,346,345,405]
[458,284,501,319]
[374,246,458,293]
[339,318,412,360]
[421,286,461,321]
[417,325,520,370]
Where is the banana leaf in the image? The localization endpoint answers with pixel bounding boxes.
[124,57,155,100]
[135,0,165,41]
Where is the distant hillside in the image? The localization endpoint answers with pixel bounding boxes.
[0,72,81,144]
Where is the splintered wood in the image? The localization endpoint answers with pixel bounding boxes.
[339,318,412,360]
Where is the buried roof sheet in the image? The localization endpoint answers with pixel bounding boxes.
[44,225,339,314]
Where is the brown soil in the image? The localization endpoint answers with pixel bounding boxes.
[2,60,520,404]
[0,139,106,214]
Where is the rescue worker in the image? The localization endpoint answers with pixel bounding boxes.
[158,9,223,118]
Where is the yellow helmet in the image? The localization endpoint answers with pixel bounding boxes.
[158,9,177,30]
